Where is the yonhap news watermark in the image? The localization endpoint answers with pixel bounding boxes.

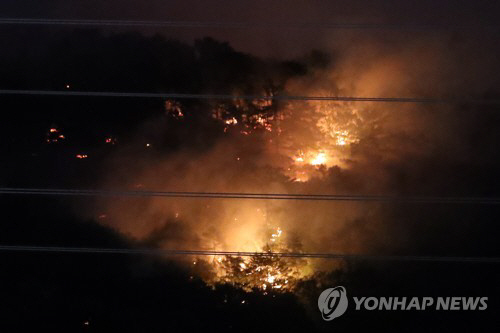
[318,286,488,321]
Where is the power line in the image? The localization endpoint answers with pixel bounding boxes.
[0,18,499,32]
[1,89,499,104]
[0,245,498,263]
[1,188,500,204]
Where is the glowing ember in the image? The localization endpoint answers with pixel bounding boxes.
[225,117,238,125]
[46,127,67,143]
[75,154,88,159]
[105,137,117,145]
[165,100,184,118]
[211,98,275,134]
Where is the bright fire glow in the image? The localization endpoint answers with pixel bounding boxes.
[197,225,312,293]
[310,152,327,165]
[97,96,366,294]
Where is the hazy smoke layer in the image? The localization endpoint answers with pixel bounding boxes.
[88,30,500,289]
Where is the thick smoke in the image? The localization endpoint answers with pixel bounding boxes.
[84,29,500,289]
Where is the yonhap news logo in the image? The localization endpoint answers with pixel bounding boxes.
[318,286,349,320]
[318,286,488,321]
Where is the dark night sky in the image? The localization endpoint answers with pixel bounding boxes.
[2,0,500,56]
[4,0,500,22]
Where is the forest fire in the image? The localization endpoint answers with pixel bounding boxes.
[199,226,313,292]
[203,96,361,183]
[94,96,365,292]
[5,7,500,329]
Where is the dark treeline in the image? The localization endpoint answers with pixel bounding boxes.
[0,29,328,187]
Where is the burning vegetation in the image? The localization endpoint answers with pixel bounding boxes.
[197,227,312,292]
[26,32,495,295]
[89,75,377,293]
[93,92,369,292]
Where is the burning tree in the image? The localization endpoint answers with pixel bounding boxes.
[202,227,311,293]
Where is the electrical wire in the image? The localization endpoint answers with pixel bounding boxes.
[0,18,499,31]
[1,188,500,204]
[1,89,499,104]
[0,245,498,263]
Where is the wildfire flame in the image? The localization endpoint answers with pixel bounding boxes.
[97,95,366,293]
[310,152,327,166]
[194,225,312,293]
